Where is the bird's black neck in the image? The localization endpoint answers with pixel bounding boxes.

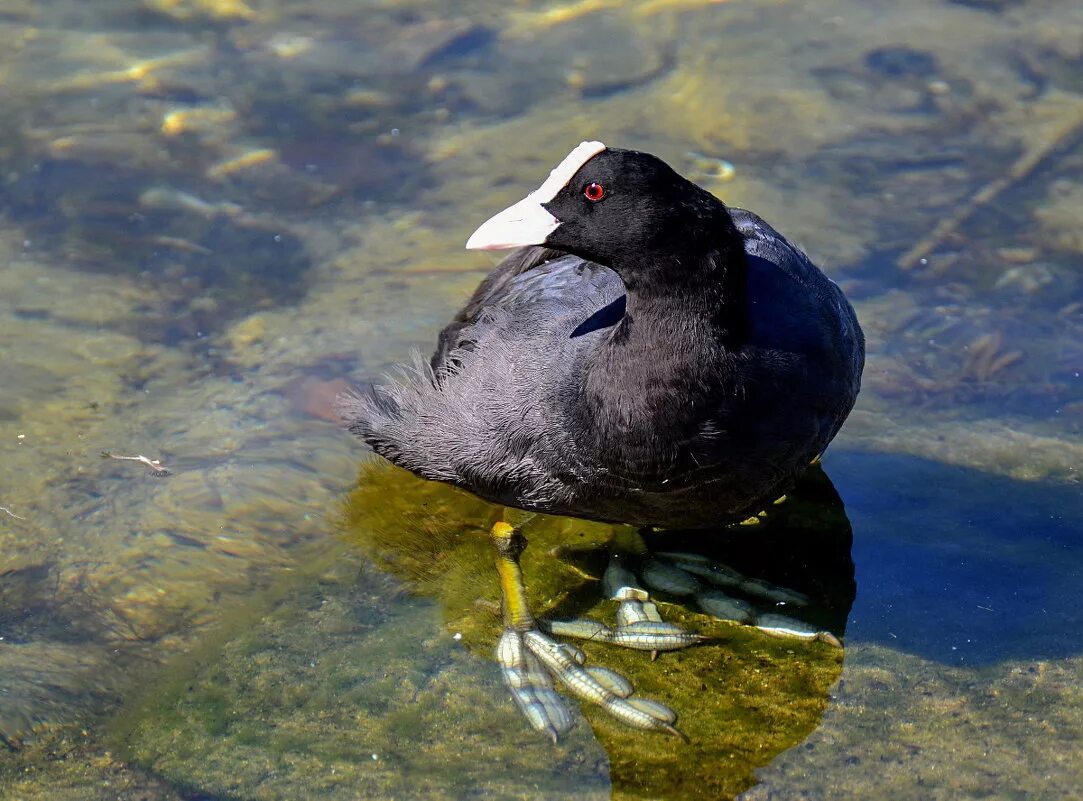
[576,214,747,477]
[611,205,747,345]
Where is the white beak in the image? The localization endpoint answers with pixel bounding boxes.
[464,195,560,251]
[465,140,606,251]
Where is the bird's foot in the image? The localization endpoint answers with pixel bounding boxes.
[496,626,685,742]
[550,535,842,651]
[642,550,843,647]
[490,521,687,741]
[543,585,705,658]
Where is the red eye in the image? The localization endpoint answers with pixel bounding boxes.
[583,181,605,202]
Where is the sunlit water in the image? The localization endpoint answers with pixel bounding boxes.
[1,0,1080,799]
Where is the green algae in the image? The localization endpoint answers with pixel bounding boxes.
[744,647,1083,801]
[110,549,613,801]
[337,462,851,800]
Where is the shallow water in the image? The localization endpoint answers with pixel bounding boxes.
[0,0,1080,798]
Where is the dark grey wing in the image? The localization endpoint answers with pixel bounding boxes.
[433,247,622,375]
[731,208,831,293]
[452,247,572,321]
[733,207,862,359]
[731,207,865,445]
[432,246,561,373]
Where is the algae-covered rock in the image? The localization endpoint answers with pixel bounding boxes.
[0,642,119,748]
[113,547,612,801]
[742,646,1083,801]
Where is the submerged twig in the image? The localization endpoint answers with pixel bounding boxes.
[898,104,1083,271]
[0,505,26,520]
[101,451,172,477]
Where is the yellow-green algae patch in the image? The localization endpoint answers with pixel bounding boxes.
[339,462,847,800]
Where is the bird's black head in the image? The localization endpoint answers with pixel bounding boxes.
[466,142,740,286]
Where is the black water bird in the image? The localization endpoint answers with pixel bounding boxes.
[341,142,864,739]
[345,142,863,527]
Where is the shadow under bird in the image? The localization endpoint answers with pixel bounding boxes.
[341,141,864,740]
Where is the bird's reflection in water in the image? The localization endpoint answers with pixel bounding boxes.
[341,460,855,801]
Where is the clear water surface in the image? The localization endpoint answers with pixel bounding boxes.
[0,0,1080,799]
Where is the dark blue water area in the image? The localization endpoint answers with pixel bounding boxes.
[825,449,1081,667]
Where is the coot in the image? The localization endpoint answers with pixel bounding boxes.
[343,142,864,528]
[341,142,864,740]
